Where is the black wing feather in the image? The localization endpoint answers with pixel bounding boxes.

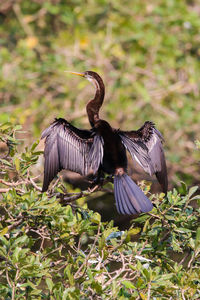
[88,135,104,174]
[114,174,153,215]
[42,118,103,191]
[119,121,168,193]
[146,129,168,193]
[119,134,154,175]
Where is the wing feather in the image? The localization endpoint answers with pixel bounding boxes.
[119,134,154,175]
[88,135,104,174]
[42,118,103,191]
[119,121,168,193]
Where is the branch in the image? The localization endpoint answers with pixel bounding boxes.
[74,224,101,279]
[0,175,42,193]
[0,178,26,187]
[13,4,33,36]
[7,218,24,232]
[147,282,151,300]
[0,188,9,193]
[29,176,42,191]
[57,176,113,205]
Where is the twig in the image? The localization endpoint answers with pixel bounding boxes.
[147,282,151,300]
[0,188,9,193]
[77,232,85,252]
[29,228,51,241]
[0,178,26,187]
[7,218,24,232]
[74,224,101,279]
[6,268,13,296]
[137,240,148,256]
[42,245,63,259]
[178,252,190,266]
[29,176,42,191]
[13,4,33,36]
[103,252,126,288]
[23,7,47,23]
[50,176,61,192]
[59,191,84,204]
[12,282,15,300]
[57,175,113,205]
[181,289,186,300]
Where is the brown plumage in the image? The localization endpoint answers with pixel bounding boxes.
[42,71,168,215]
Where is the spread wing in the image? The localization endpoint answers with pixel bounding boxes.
[119,121,168,193]
[41,118,103,192]
[88,135,104,174]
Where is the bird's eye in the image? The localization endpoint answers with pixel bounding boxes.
[87,76,94,83]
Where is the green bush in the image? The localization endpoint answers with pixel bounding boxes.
[0,123,199,299]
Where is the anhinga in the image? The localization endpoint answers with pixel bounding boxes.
[42,71,168,215]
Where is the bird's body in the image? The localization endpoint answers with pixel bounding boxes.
[95,120,127,174]
[42,71,168,215]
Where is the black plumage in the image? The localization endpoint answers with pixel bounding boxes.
[42,71,168,215]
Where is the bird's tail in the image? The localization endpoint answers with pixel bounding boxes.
[114,174,153,215]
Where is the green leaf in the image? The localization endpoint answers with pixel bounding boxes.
[13,235,28,247]
[14,156,20,172]
[165,215,175,221]
[180,181,187,195]
[188,186,198,199]
[0,158,12,167]
[0,123,12,130]
[64,265,75,286]
[0,227,8,236]
[31,140,39,152]
[12,246,22,262]
[195,227,200,249]
[133,214,149,223]
[91,212,101,224]
[46,277,54,292]
[142,268,150,281]
[14,125,22,131]
[128,228,141,235]
[122,280,136,289]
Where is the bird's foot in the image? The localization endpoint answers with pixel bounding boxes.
[105,175,114,183]
[90,175,104,186]
[88,184,100,193]
[88,175,105,192]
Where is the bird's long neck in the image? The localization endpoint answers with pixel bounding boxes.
[86,76,105,127]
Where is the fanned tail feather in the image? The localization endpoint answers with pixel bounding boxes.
[114,174,153,215]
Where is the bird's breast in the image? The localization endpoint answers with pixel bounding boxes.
[100,130,128,174]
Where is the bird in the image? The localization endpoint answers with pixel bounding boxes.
[41,71,168,215]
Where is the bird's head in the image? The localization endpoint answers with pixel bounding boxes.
[66,71,103,89]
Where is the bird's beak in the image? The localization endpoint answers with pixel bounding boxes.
[65,71,85,77]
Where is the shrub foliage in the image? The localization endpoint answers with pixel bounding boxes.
[0,124,200,299]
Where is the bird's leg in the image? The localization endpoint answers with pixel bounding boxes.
[105,174,114,183]
[88,170,105,192]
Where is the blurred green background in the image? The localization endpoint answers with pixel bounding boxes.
[0,0,200,188]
